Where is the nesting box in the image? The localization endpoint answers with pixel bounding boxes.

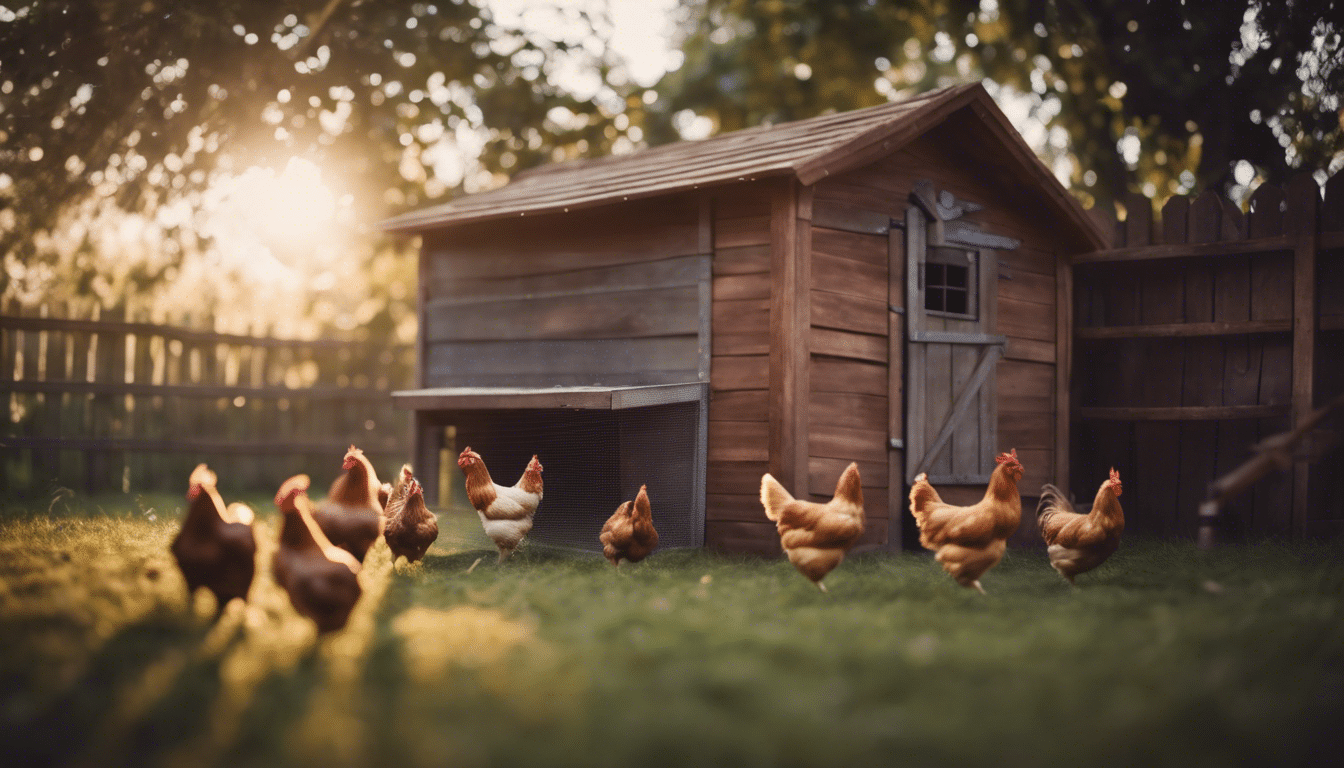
[385,83,1106,554]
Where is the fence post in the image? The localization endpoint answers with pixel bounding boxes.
[1286,173,1319,538]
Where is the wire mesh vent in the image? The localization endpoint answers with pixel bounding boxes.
[444,401,702,552]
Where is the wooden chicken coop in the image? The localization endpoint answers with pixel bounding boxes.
[384,83,1107,554]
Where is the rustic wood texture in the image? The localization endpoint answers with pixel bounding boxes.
[1070,176,1330,540]
[706,185,774,532]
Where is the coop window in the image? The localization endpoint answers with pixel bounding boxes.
[924,247,977,318]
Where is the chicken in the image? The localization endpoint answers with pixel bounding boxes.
[909,449,1024,594]
[599,485,659,568]
[760,463,865,592]
[384,468,439,564]
[380,463,413,516]
[458,447,543,563]
[312,445,385,562]
[272,474,363,633]
[170,464,256,613]
[1037,469,1124,584]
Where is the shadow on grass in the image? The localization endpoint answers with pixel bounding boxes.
[0,613,210,767]
[217,650,323,768]
[360,571,416,767]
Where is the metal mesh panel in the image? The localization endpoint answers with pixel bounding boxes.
[445,401,702,552]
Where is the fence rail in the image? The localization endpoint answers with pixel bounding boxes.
[1,304,414,496]
[1071,170,1344,540]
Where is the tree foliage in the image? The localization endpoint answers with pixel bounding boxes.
[0,0,637,327]
[648,0,1343,209]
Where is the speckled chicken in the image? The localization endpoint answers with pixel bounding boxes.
[273,474,363,633]
[599,485,659,568]
[313,445,384,562]
[909,449,1024,594]
[1037,469,1124,584]
[383,467,439,564]
[170,464,256,612]
[458,447,543,564]
[760,462,865,592]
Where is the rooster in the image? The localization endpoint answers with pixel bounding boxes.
[760,463,865,592]
[458,447,543,563]
[170,464,256,613]
[599,485,659,568]
[273,474,363,634]
[909,449,1024,594]
[313,445,384,562]
[384,467,439,564]
[1037,469,1124,584]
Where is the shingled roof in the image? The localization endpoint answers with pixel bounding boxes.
[383,82,1107,249]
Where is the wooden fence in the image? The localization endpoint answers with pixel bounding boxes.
[0,303,414,496]
[1071,171,1344,539]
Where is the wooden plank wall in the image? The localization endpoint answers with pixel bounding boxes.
[421,196,707,388]
[1072,173,1344,539]
[812,133,1067,547]
[0,302,411,496]
[704,187,777,554]
[807,223,892,547]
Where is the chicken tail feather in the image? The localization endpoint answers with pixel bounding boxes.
[1036,483,1073,534]
[908,473,942,528]
[759,473,794,522]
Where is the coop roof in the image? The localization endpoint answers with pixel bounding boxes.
[383,82,1107,250]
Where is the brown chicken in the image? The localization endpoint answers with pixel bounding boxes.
[760,463,865,592]
[273,474,363,633]
[909,449,1024,594]
[1037,469,1124,584]
[458,447,544,563]
[380,463,413,516]
[170,464,256,612]
[313,445,384,562]
[599,485,659,568]
[384,469,439,564]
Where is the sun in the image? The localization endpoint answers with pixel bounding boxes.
[222,157,338,244]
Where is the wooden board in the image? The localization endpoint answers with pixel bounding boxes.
[810,357,887,395]
[707,420,769,462]
[808,456,888,491]
[704,520,780,556]
[811,252,887,303]
[808,423,888,464]
[809,391,887,430]
[997,296,1055,342]
[426,285,700,342]
[808,328,887,363]
[810,290,887,336]
[426,336,699,387]
[712,332,769,356]
[715,215,772,248]
[707,460,769,496]
[708,389,769,422]
[705,493,769,522]
[713,273,771,301]
[710,355,769,391]
[713,244,771,275]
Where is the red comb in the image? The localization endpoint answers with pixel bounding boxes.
[275,474,311,507]
[1110,467,1120,482]
[995,448,1019,464]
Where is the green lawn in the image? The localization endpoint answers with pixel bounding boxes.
[1,490,1342,768]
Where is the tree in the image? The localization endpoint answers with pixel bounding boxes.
[0,1,639,328]
[647,0,1342,209]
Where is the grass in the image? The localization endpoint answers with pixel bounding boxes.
[1,489,1342,768]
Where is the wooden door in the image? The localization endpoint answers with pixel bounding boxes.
[901,182,1018,485]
